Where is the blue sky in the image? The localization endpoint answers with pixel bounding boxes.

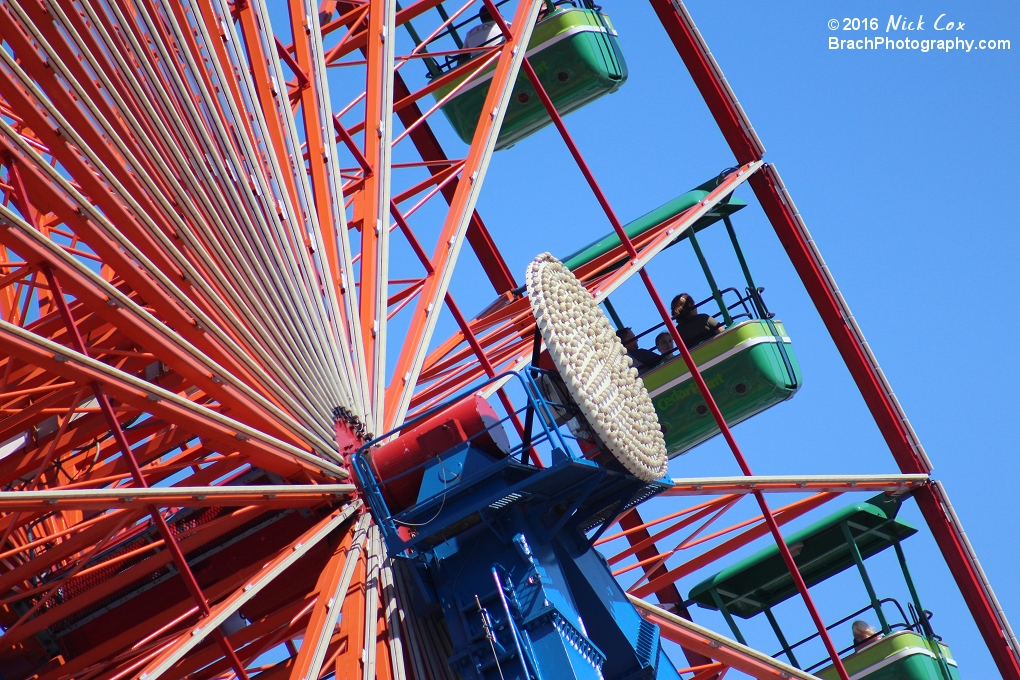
[441,0,1020,675]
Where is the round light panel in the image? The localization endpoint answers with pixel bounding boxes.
[526,253,668,481]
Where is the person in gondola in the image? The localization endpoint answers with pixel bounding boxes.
[464,3,551,52]
[616,328,661,371]
[463,7,503,51]
[671,293,723,348]
[851,620,883,651]
[655,331,676,358]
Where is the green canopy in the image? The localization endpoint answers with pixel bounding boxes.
[561,178,746,272]
[687,495,917,619]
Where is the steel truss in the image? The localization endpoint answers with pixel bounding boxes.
[0,1,1014,679]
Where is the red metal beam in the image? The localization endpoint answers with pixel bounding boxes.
[287,523,358,680]
[0,512,136,644]
[382,0,544,429]
[233,0,305,218]
[46,267,251,680]
[646,1,1020,675]
[629,493,836,598]
[332,547,368,679]
[611,498,735,569]
[644,0,763,164]
[358,0,399,425]
[0,163,303,450]
[390,72,518,296]
[30,513,311,680]
[319,0,446,62]
[515,41,850,679]
[135,505,357,680]
[165,596,315,679]
[618,508,716,671]
[663,475,929,496]
[445,293,541,466]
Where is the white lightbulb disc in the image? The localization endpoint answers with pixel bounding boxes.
[526,253,668,481]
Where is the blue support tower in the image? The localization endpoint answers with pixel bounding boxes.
[353,371,684,680]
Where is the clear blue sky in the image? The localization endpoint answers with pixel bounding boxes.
[439,0,1019,675]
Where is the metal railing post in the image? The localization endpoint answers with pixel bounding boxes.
[764,606,800,669]
[840,521,890,634]
[722,215,764,318]
[709,589,747,646]
[895,541,955,680]
[688,230,733,326]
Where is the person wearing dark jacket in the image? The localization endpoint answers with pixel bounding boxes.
[616,328,661,371]
[671,293,724,348]
[851,620,883,651]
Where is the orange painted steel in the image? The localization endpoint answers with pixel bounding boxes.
[359,0,396,423]
[333,554,368,680]
[649,0,1020,675]
[0,486,353,512]
[598,496,737,545]
[630,493,838,599]
[617,507,718,676]
[287,0,349,314]
[233,0,306,224]
[636,601,810,680]
[134,508,353,680]
[288,519,362,680]
[382,0,544,429]
[663,478,928,496]
[606,497,736,566]
[0,1,1012,677]
[408,165,756,415]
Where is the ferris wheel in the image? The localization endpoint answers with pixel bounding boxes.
[0,2,1015,680]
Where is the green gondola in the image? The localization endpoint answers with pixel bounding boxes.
[642,318,800,457]
[816,631,959,680]
[561,185,747,271]
[687,494,960,679]
[434,4,627,149]
[569,174,800,457]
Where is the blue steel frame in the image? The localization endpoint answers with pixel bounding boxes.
[352,372,682,680]
[352,369,670,556]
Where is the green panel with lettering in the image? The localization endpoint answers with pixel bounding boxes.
[644,320,801,457]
